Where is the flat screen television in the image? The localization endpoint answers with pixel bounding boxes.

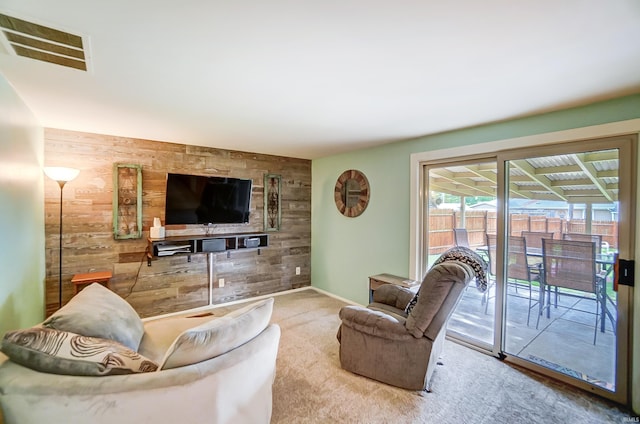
[164,173,252,225]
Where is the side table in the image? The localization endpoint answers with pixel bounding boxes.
[369,273,420,303]
[71,271,113,295]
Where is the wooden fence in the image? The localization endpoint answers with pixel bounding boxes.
[428,209,618,254]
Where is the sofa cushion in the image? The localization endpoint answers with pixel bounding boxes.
[138,315,219,364]
[42,283,145,351]
[159,297,274,370]
[1,327,158,376]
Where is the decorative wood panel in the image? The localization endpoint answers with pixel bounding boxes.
[44,128,311,317]
[264,174,281,231]
[113,163,142,239]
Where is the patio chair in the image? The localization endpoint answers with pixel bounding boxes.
[507,236,543,325]
[483,233,498,312]
[453,228,470,248]
[541,239,605,344]
[562,233,602,252]
[521,231,554,249]
[485,234,542,322]
[562,233,608,273]
[521,231,554,269]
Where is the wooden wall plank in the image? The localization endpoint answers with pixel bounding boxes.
[44,128,311,318]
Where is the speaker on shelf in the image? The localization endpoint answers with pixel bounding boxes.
[202,238,226,252]
[243,237,260,248]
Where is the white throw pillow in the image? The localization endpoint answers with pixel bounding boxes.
[159,297,274,370]
[138,315,219,364]
[43,283,145,351]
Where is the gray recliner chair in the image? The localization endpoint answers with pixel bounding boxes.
[337,260,475,391]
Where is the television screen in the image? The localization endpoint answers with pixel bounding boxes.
[165,173,252,225]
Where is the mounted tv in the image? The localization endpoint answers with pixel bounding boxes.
[165,173,252,225]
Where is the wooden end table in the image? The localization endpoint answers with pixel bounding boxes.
[369,273,419,303]
[71,271,113,295]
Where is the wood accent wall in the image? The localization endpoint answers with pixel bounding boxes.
[44,128,311,317]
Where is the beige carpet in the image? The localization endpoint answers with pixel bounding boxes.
[269,288,631,424]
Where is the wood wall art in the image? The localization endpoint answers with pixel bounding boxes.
[113,163,142,239]
[334,169,370,217]
[264,174,281,231]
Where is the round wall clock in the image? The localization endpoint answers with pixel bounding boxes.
[334,169,370,217]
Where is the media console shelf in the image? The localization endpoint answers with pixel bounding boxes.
[147,233,269,266]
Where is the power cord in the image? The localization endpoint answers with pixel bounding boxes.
[123,248,148,299]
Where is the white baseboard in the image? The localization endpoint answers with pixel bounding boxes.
[142,285,328,322]
[308,286,362,306]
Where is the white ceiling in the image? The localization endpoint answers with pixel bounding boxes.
[1,1,639,159]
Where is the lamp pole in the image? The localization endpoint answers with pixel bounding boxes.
[56,180,66,308]
[44,167,80,309]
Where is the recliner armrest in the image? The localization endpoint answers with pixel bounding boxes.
[372,284,416,310]
[338,306,415,341]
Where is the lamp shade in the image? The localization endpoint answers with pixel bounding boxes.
[44,167,80,183]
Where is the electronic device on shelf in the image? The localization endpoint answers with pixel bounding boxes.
[147,233,269,266]
[164,173,252,225]
[155,243,192,256]
[242,237,261,248]
[157,244,192,251]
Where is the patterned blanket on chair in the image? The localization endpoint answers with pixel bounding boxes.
[431,246,488,292]
[405,246,489,315]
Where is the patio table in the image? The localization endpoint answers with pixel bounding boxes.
[475,245,616,333]
[526,247,616,333]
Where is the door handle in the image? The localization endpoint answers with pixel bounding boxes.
[614,253,634,291]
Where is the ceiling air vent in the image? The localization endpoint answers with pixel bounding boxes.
[0,13,87,71]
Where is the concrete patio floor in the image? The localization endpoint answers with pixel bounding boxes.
[447,281,617,390]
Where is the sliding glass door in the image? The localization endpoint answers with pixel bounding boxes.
[499,139,632,402]
[425,159,498,351]
[421,136,634,403]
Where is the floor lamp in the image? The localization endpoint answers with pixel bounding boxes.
[44,166,80,309]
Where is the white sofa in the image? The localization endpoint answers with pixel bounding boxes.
[0,284,280,424]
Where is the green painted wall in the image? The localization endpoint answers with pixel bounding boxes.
[312,94,640,303]
[0,75,45,336]
[311,94,640,411]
